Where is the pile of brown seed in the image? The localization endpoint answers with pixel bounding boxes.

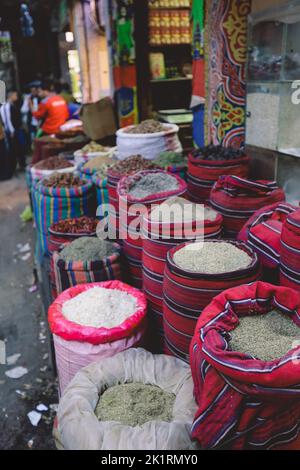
[43,173,86,188]
[109,155,159,177]
[34,156,73,171]
[125,119,167,134]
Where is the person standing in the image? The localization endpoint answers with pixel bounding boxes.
[21,81,41,143]
[31,79,69,135]
[0,90,26,171]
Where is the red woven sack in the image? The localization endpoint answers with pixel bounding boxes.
[210,176,285,237]
[238,202,297,270]
[117,170,187,287]
[190,281,300,450]
[187,152,249,203]
[280,209,300,291]
[163,240,261,362]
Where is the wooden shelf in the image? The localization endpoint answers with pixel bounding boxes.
[150,76,192,83]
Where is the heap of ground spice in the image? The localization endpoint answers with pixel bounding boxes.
[230,309,300,361]
[50,216,98,234]
[109,155,159,177]
[43,173,86,188]
[34,156,74,171]
[124,119,166,134]
[59,237,117,262]
[128,172,179,200]
[155,151,187,167]
[95,383,175,426]
[150,197,218,223]
[173,241,252,274]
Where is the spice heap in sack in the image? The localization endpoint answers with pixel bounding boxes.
[238,202,297,283]
[190,281,300,450]
[54,348,198,450]
[30,156,76,185]
[163,240,261,362]
[124,119,167,134]
[107,156,159,238]
[34,156,74,170]
[280,209,300,292]
[51,237,121,299]
[154,151,187,179]
[43,173,86,188]
[187,145,250,203]
[48,281,147,393]
[79,141,111,154]
[142,197,223,352]
[95,383,175,426]
[48,216,98,255]
[117,121,182,160]
[210,176,285,238]
[118,170,187,287]
[32,174,96,258]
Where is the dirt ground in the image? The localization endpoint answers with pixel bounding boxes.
[0,173,57,450]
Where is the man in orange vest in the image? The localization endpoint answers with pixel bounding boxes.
[31,79,69,135]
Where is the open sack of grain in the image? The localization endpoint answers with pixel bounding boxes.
[187,146,250,203]
[50,237,122,299]
[163,240,261,362]
[48,281,147,394]
[142,198,223,352]
[116,120,182,161]
[54,348,198,450]
[73,141,116,166]
[48,216,98,255]
[30,156,77,183]
[238,202,297,282]
[107,156,159,239]
[118,170,187,287]
[210,176,285,237]
[190,281,300,450]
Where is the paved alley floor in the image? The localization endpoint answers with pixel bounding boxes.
[0,173,57,450]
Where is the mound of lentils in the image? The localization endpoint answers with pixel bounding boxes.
[59,236,117,262]
[109,155,159,177]
[230,309,300,361]
[125,119,167,134]
[50,216,98,234]
[128,172,179,200]
[192,145,245,161]
[43,173,86,188]
[95,383,175,426]
[34,156,74,171]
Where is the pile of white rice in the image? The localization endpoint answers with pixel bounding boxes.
[62,287,138,328]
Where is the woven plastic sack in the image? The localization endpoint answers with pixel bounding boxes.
[187,151,250,203]
[238,202,297,270]
[190,281,300,450]
[118,170,187,287]
[163,240,261,363]
[50,243,122,299]
[210,176,285,237]
[142,204,223,352]
[280,209,300,291]
[48,281,147,393]
[116,124,182,161]
[54,348,198,450]
[32,180,96,256]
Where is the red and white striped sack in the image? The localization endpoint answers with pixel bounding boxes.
[280,209,300,291]
[117,170,187,288]
[187,151,250,203]
[163,240,262,363]
[210,176,285,237]
[142,205,223,352]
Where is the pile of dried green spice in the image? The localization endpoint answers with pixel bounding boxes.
[95,383,175,426]
[230,309,300,361]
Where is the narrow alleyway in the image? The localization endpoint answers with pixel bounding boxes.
[0,174,57,450]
